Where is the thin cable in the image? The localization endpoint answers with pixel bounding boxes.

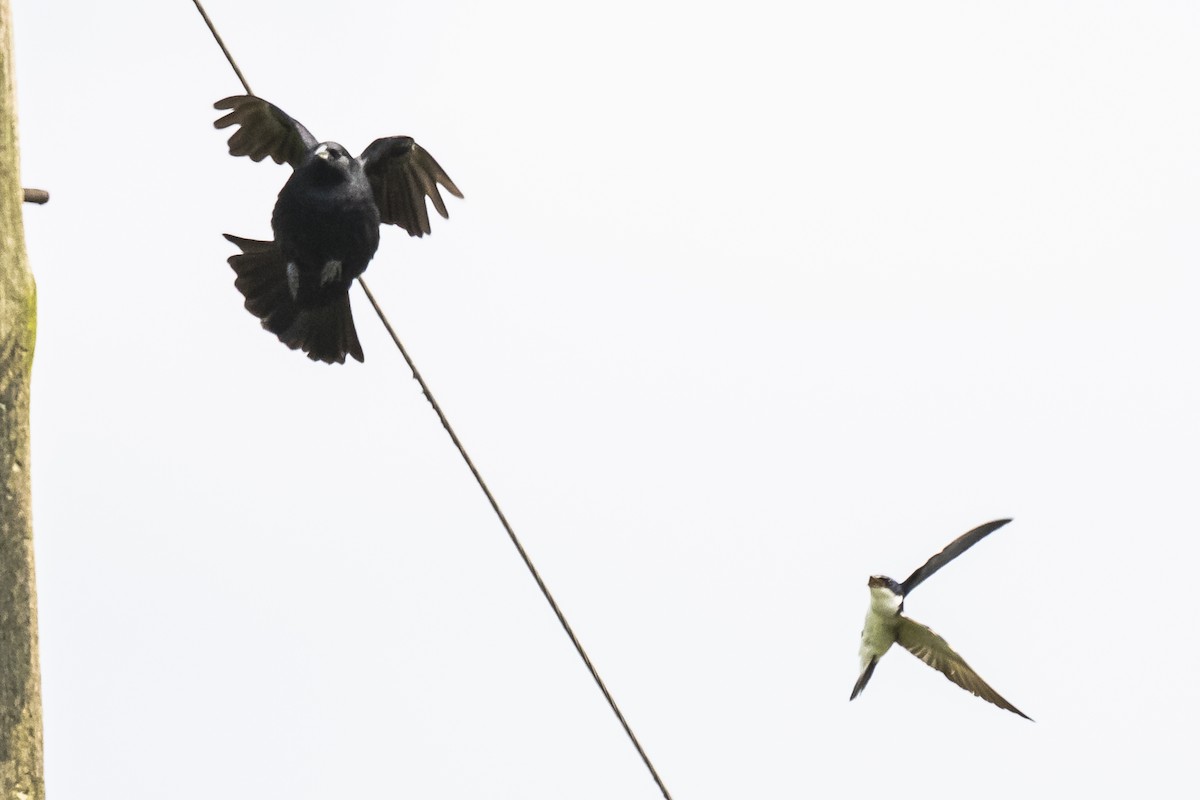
[357,279,673,799]
[189,3,674,797]
[190,0,253,95]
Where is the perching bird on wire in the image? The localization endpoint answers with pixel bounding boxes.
[214,95,462,363]
[850,519,1032,720]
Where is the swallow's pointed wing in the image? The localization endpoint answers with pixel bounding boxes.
[900,519,1012,596]
[214,96,317,168]
[896,615,1031,720]
[849,656,879,701]
[359,137,463,237]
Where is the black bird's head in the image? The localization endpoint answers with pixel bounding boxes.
[304,142,357,183]
[314,141,351,163]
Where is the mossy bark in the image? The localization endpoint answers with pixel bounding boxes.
[0,0,44,797]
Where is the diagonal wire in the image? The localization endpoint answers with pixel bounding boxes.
[188,2,673,797]
[190,0,252,95]
[356,281,672,799]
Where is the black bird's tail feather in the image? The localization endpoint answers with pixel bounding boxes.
[224,234,364,364]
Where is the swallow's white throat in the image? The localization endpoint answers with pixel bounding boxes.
[859,584,902,667]
[868,583,903,616]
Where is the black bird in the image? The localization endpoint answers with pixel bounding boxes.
[214,95,462,363]
[850,519,1032,719]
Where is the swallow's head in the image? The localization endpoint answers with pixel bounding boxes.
[867,575,905,614]
[868,575,903,594]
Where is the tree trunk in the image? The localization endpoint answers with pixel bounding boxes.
[0,0,44,796]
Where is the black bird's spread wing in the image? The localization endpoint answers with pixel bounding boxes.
[214,96,317,168]
[360,136,463,237]
[896,615,1031,720]
[900,519,1012,596]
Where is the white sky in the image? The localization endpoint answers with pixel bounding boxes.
[11,1,1200,797]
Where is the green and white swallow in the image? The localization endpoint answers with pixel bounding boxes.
[850,519,1031,720]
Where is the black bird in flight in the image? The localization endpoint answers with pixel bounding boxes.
[850,519,1032,719]
[214,95,462,363]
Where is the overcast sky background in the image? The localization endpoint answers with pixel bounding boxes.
[10,1,1200,797]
